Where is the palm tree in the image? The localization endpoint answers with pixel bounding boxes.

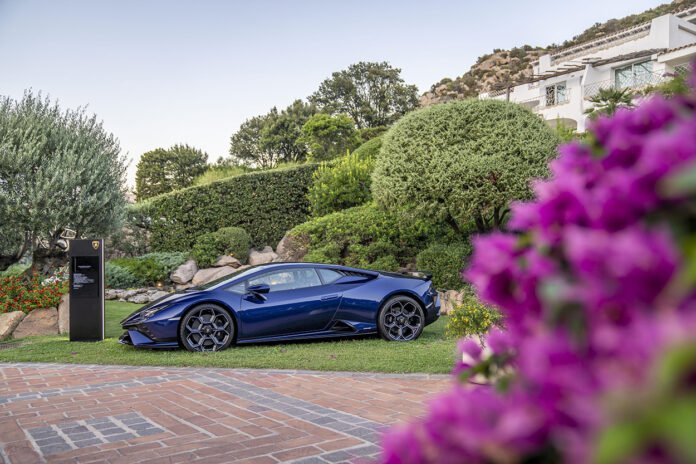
[585,87,634,118]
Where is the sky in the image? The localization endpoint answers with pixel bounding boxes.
[0,0,664,186]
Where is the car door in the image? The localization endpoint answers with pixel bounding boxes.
[238,267,342,339]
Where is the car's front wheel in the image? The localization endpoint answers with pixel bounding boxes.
[179,304,235,352]
[378,295,425,341]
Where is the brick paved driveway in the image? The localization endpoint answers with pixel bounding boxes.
[0,363,450,463]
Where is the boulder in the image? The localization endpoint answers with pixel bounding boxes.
[0,311,25,340]
[121,289,144,300]
[214,255,242,268]
[438,289,465,315]
[191,266,238,286]
[128,293,151,304]
[171,260,198,284]
[105,289,121,300]
[175,282,195,291]
[12,308,59,338]
[248,246,278,266]
[147,290,170,302]
[276,232,309,262]
[58,293,70,335]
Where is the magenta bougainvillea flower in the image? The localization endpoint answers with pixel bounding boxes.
[381,68,696,463]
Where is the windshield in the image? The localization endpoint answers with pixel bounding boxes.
[194,264,273,290]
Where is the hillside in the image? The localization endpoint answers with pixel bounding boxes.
[420,0,696,106]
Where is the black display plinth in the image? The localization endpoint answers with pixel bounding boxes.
[68,239,105,341]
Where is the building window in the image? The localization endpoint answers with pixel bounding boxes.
[615,60,653,89]
[545,82,568,106]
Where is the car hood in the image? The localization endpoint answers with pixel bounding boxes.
[120,289,202,325]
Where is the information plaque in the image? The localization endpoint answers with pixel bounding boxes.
[68,239,105,341]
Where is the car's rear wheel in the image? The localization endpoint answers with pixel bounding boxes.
[378,296,425,341]
[179,304,235,352]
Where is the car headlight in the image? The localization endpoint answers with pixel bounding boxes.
[140,304,171,320]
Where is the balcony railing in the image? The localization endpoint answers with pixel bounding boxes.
[517,88,572,112]
[583,72,668,99]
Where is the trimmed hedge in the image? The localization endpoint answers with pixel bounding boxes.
[192,227,251,267]
[416,242,472,290]
[290,203,453,270]
[372,99,559,233]
[308,152,375,217]
[134,164,318,251]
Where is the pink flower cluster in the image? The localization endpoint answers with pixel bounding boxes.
[381,76,696,463]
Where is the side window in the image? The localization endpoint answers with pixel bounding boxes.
[317,268,342,284]
[247,268,322,292]
[225,281,247,294]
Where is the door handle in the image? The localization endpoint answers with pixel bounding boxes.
[321,294,340,301]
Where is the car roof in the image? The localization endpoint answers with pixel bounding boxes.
[197,262,379,290]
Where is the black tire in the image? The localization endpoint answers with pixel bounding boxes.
[179,304,235,352]
[378,295,425,341]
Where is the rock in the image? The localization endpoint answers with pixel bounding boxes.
[214,255,242,268]
[147,290,170,302]
[171,260,198,284]
[248,246,278,266]
[121,289,144,300]
[105,289,120,300]
[438,289,466,315]
[191,266,238,286]
[175,283,195,291]
[12,308,59,338]
[58,293,70,335]
[0,311,25,340]
[128,293,151,304]
[276,232,309,262]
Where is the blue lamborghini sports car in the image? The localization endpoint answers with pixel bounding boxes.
[120,262,441,351]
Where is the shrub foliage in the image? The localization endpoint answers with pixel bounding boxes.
[416,242,472,289]
[134,164,317,251]
[372,99,558,233]
[446,293,502,339]
[290,203,451,270]
[308,152,375,217]
[0,277,65,314]
[192,227,251,268]
[106,252,188,288]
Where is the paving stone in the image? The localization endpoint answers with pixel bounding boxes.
[0,362,449,462]
[105,432,136,442]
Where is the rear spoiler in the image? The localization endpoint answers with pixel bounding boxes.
[380,270,433,281]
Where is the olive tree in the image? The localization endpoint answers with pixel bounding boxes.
[371,99,559,234]
[0,91,127,273]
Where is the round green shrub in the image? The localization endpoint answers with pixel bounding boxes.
[308,151,375,217]
[446,293,502,339]
[352,136,383,160]
[192,226,251,268]
[371,99,559,233]
[290,203,452,270]
[105,262,143,289]
[416,242,472,289]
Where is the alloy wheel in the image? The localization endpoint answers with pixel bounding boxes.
[380,298,424,341]
[181,305,234,352]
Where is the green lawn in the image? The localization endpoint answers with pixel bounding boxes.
[0,301,457,374]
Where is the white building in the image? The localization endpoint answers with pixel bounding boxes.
[480,7,696,132]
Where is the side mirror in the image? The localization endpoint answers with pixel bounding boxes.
[247,284,270,295]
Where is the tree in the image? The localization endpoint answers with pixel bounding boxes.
[262,100,316,163]
[228,100,316,168]
[299,113,359,162]
[585,87,634,118]
[135,144,208,200]
[371,99,559,234]
[0,91,127,273]
[309,61,419,129]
